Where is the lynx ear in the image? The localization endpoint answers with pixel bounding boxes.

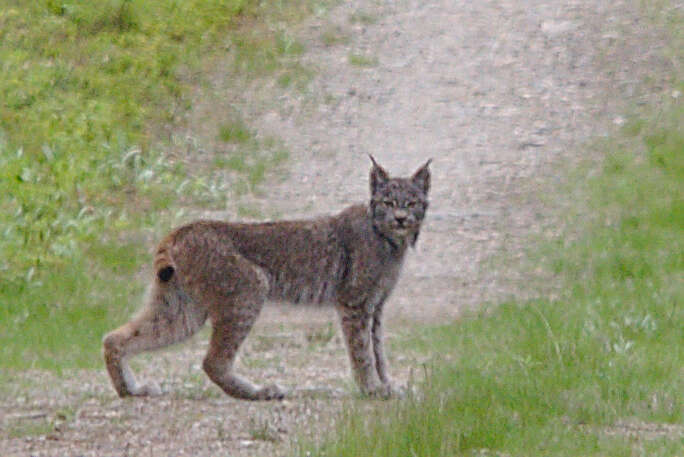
[411,158,432,194]
[368,154,390,194]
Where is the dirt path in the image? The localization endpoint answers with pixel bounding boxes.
[1,0,673,455]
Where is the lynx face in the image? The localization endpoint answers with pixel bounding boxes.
[369,157,431,247]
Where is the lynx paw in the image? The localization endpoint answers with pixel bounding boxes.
[256,383,286,401]
[384,383,407,399]
[130,381,162,397]
[364,383,404,399]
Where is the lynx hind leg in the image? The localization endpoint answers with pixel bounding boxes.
[202,262,284,401]
[203,297,286,401]
[103,282,207,397]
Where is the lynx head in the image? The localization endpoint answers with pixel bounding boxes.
[368,155,431,248]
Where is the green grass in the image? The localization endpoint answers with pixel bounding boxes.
[218,118,253,144]
[214,128,290,192]
[349,10,377,25]
[248,418,282,443]
[232,29,306,74]
[0,0,322,370]
[298,39,684,457]
[277,63,315,89]
[5,418,53,439]
[348,52,378,67]
[321,25,350,47]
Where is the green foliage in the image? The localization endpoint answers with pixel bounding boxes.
[214,127,290,192]
[348,52,378,67]
[0,240,147,369]
[277,63,315,90]
[219,118,253,144]
[349,10,377,25]
[0,0,246,280]
[5,417,53,439]
[0,0,316,370]
[299,75,684,457]
[321,26,350,47]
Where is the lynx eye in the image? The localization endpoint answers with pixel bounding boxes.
[383,199,395,207]
[407,200,417,208]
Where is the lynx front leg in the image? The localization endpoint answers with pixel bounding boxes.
[202,298,285,401]
[336,304,385,397]
[371,301,389,385]
[371,301,403,398]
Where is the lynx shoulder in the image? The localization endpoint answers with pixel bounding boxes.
[103,156,431,400]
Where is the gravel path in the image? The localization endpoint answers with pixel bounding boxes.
[236,0,630,318]
[2,0,674,455]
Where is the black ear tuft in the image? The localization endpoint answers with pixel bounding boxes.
[368,154,390,194]
[411,158,432,194]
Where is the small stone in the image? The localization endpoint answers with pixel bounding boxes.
[239,440,256,448]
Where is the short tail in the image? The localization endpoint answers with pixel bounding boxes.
[154,244,176,282]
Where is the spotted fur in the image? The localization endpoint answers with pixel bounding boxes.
[103,157,431,400]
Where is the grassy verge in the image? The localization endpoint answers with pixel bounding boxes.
[0,0,321,370]
[299,21,683,457]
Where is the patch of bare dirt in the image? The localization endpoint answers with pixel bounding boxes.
[1,0,679,455]
[603,420,684,441]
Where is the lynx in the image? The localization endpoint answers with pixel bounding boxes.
[103,156,431,400]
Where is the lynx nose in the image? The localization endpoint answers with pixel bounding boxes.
[394,209,408,226]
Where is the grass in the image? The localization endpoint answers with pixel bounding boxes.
[214,127,290,193]
[232,28,306,74]
[305,322,336,347]
[5,418,53,440]
[321,25,350,47]
[298,12,684,456]
[248,418,282,443]
[0,0,324,371]
[348,52,378,67]
[349,10,377,25]
[218,118,253,144]
[277,63,315,90]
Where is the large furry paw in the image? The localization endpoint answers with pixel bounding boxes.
[255,383,286,401]
[384,383,407,399]
[128,381,162,397]
[363,383,404,399]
